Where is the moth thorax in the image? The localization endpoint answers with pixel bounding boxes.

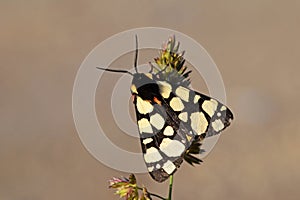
[137,83,160,101]
[131,73,161,101]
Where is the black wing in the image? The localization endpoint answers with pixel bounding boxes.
[133,92,195,182]
[133,81,233,182]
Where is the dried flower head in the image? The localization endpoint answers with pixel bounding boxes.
[109,174,138,200]
[152,35,191,87]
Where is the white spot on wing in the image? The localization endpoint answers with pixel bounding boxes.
[159,138,185,157]
[175,86,190,102]
[212,119,225,132]
[194,95,200,103]
[148,166,154,172]
[158,81,172,99]
[138,118,153,133]
[221,106,226,111]
[190,112,208,134]
[202,99,218,117]
[156,163,161,169]
[163,126,174,136]
[178,112,188,122]
[162,160,176,175]
[144,147,162,163]
[217,112,221,117]
[143,138,153,145]
[150,113,165,130]
[170,97,184,111]
[137,96,154,114]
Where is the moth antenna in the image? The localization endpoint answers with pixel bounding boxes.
[148,62,154,73]
[96,67,133,76]
[134,34,139,73]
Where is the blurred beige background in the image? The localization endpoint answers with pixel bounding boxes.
[1,1,299,199]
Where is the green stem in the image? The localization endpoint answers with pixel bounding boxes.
[168,175,174,200]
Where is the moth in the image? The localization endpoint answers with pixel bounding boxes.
[97,35,233,182]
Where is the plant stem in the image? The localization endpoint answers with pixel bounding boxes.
[168,175,174,200]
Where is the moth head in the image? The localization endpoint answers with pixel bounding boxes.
[131,73,158,99]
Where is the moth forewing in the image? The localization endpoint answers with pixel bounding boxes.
[97,35,234,183]
[132,75,196,182]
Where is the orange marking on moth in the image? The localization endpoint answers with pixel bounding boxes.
[153,97,162,105]
[131,94,136,102]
